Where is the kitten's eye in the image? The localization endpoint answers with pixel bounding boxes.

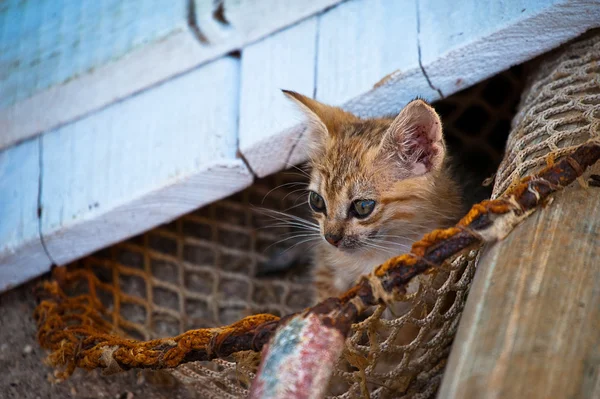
[352,200,376,218]
[309,191,326,213]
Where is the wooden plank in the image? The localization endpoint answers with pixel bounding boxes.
[238,17,317,178]
[0,0,201,150]
[418,0,600,97]
[315,0,437,112]
[241,0,441,177]
[0,0,345,151]
[39,57,253,266]
[194,0,343,45]
[0,138,52,291]
[438,164,600,398]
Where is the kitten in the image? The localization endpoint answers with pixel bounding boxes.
[283,90,464,303]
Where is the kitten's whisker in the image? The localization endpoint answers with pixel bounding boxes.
[254,208,319,228]
[363,243,396,255]
[279,236,321,256]
[261,216,319,230]
[260,182,308,204]
[284,163,312,179]
[258,221,319,231]
[282,201,309,213]
[372,239,412,249]
[363,240,397,254]
[282,188,310,202]
[254,212,316,227]
[257,227,320,237]
[293,193,310,206]
[376,234,417,241]
[264,233,322,252]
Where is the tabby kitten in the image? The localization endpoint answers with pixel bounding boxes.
[283,91,463,302]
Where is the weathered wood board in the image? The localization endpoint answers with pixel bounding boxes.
[239,17,318,177]
[240,0,439,177]
[2,0,600,291]
[419,0,600,96]
[315,0,436,114]
[39,57,253,266]
[0,138,52,291]
[239,0,600,176]
[438,164,600,398]
[194,0,344,45]
[0,0,345,151]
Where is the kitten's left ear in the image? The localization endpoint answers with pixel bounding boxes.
[380,99,445,176]
[282,90,357,138]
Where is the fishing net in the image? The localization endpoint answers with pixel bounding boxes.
[34,31,600,398]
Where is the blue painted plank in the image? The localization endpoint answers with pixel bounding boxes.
[0,138,52,291]
[0,0,347,151]
[40,56,253,265]
[316,0,439,116]
[419,0,600,96]
[194,0,344,45]
[0,0,186,110]
[239,17,318,177]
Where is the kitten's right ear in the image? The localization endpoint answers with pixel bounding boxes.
[282,90,357,140]
[379,99,446,177]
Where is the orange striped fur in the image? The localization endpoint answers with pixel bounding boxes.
[284,91,463,302]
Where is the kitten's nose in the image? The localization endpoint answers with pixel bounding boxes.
[325,233,343,247]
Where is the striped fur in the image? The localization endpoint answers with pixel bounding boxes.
[284,91,463,302]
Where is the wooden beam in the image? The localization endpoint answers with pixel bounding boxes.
[0,0,345,152]
[0,139,52,291]
[39,57,253,267]
[238,17,318,177]
[243,0,600,175]
[240,0,439,176]
[418,0,600,97]
[194,0,344,45]
[438,165,600,398]
[315,0,437,115]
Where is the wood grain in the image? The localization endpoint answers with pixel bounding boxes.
[419,0,600,97]
[287,0,439,166]
[0,0,345,151]
[438,164,600,399]
[0,138,52,291]
[39,57,253,266]
[239,17,317,178]
[316,0,436,113]
[195,0,344,45]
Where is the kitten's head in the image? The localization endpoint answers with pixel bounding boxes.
[284,90,461,254]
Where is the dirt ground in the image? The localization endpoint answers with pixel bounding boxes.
[0,277,197,399]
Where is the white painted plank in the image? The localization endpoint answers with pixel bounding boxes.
[0,0,347,152]
[239,17,317,178]
[419,0,600,96]
[40,57,253,266]
[0,138,52,291]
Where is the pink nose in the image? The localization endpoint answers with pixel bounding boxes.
[325,233,342,247]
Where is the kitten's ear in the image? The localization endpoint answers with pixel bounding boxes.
[380,99,445,176]
[282,90,357,139]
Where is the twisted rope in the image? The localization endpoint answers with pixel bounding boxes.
[35,142,600,384]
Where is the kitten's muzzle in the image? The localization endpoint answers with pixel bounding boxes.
[324,233,343,247]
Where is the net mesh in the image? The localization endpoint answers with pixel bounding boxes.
[34,31,600,399]
[493,31,600,198]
